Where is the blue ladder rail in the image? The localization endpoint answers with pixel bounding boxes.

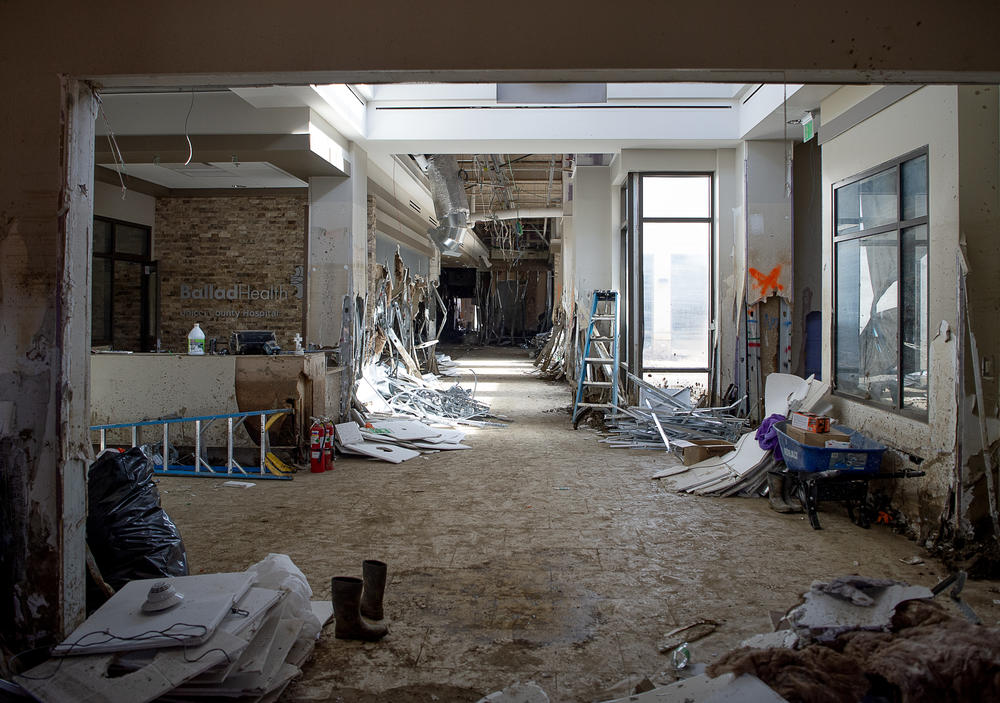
[90,408,293,480]
[572,290,620,426]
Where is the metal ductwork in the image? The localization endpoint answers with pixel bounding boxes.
[470,207,563,223]
[423,154,491,269]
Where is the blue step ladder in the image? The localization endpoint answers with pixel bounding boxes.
[572,290,620,427]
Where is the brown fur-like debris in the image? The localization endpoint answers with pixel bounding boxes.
[707,646,869,703]
[708,599,1000,703]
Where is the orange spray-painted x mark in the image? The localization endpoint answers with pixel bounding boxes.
[749,266,784,293]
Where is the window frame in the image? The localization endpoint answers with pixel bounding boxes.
[831,146,930,419]
[92,215,155,348]
[634,171,716,375]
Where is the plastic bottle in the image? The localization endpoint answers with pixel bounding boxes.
[672,642,691,670]
[187,323,206,355]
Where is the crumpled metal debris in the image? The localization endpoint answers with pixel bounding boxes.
[600,375,748,449]
[356,358,504,428]
[351,248,504,429]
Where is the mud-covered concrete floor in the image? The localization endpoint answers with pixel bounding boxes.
[160,346,1000,702]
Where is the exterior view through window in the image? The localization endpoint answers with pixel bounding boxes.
[639,174,713,383]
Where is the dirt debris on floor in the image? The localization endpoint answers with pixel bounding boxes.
[158,346,1000,702]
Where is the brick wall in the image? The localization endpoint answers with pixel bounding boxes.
[155,195,307,352]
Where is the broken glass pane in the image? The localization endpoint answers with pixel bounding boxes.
[835,232,899,406]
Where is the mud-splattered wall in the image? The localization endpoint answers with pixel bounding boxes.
[821,86,963,541]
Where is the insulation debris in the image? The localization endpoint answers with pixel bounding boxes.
[708,579,1000,703]
[16,554,322,703]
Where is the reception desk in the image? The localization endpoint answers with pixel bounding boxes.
[90,352,345,451]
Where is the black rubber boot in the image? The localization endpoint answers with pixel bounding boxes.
[767,472,798,514]
[332,576,388,641]
[360,559,388,621]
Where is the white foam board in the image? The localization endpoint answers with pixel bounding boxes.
[113,587,284,675]
[310,600,334,627]
[411,441,472,450]
[421,429,466,444]
[17,630,245,703]
[369,419,440,440]
[763,373,810,418]
[335,422,364,445]
[598,673,786,702]
[54,572,254,655]
[344,441,420,463]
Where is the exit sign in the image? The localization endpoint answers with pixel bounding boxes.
[802,113,815,142]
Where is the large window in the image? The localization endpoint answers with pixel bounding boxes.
[833,149,928,415]
[92,217,158,350]
[638,174,713,376]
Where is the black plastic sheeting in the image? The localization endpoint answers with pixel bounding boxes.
[87,447,188,593]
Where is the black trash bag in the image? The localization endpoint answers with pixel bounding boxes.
[87,447,188,592]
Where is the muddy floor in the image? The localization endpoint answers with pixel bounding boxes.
[160,346,1000,703]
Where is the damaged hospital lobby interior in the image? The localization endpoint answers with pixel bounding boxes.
[3,3,1000,701]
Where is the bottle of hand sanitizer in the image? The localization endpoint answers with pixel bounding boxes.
[187,323,206,355]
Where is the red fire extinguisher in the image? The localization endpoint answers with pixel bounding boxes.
[324,417,336,471]
[310,418,325,473]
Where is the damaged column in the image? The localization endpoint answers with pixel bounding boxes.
[306,143,369,421]
[0,79,95,651]
[742,141,794,421]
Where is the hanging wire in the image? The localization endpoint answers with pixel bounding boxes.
[183,91,195,166]
[96,93,128,200]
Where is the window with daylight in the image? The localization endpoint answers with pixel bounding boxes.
[833,148,929,415]
[638,174,713,376]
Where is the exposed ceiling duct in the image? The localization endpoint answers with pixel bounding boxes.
[423,154,491,269]
[470,207,563,223]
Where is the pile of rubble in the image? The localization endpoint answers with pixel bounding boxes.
[14,555,327,703]
[652,373,829,497]
[598,574,999,703]
[353,355,504,429]
[601,376,749,448]
[348,248,505,436]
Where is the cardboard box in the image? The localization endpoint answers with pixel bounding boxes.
[790,411,831,433]
[787,425,851,448]
[672,438,735,465]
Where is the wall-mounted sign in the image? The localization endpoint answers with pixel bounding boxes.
[180,283,291,302]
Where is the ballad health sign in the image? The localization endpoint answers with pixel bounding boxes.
[176,268,304,323]
[180,282,291,302]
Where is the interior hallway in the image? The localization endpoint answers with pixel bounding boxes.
[160,346,999,702]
